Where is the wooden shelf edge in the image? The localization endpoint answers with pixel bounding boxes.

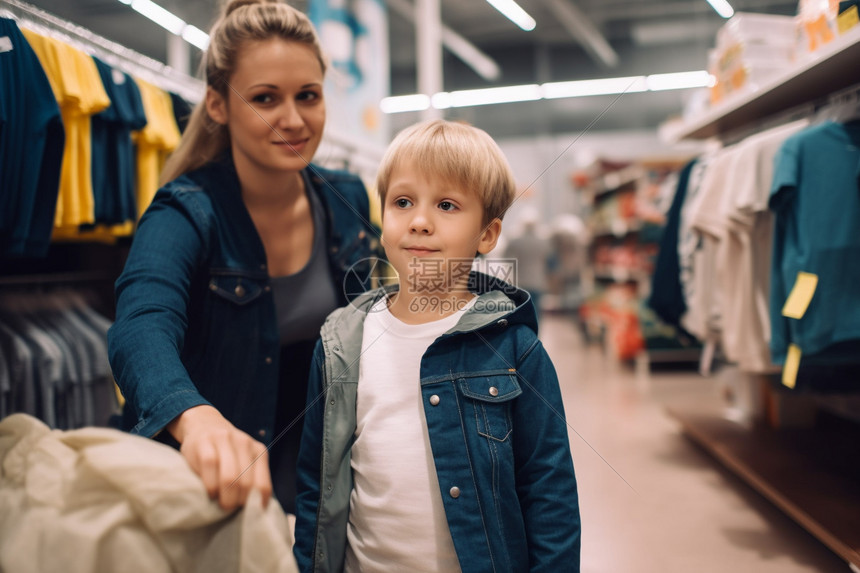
[666,406,860,567]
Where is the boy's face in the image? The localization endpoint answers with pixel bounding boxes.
[381,158,501,294]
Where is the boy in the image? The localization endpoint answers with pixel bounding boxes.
[294,120,581,572]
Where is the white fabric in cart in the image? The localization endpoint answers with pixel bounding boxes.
[0,413,297,573]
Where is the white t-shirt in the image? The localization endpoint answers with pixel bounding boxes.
[345,297,475,573]
[686,120,808,371]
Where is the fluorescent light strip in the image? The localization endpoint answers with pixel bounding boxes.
[380,70,714,113]
[647,70,714,91]
[119,0,210,51]
[486,0,536,31]
[380,94,431,114]
[182,25,210,51]
[131,0,185,35]
[706,0,734,18]
[543,76,647,99]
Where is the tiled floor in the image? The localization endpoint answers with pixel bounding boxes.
[539,313,850,573]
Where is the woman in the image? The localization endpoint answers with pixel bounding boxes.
[107,0,377,513]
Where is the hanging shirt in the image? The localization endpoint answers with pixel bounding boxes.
[133,78,181,217]
[769,120,860,365]
[91,57,147,226]
[0,18,64,257]
[20,28,110,233]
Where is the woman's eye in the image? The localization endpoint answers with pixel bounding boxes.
[252,94,274,104]
[298,90,321,102]
[438,201,457,211]
[395,198,412,208]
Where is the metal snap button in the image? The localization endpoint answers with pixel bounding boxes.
[234,285,246,297]
[209,282,217,291]
[265,356,272,365]
[497,318,508,327]
[429,395,440,406]
[258,429,266,437]
[449,486,460,499]
[489,386,499,397]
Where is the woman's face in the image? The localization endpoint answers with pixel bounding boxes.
[207,38,326,178]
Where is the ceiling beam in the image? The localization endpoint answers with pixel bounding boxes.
[385,0,501,81]
[540,0,619,68]
[591,0,796,22]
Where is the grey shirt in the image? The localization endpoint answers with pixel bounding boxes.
[270,172,340,346]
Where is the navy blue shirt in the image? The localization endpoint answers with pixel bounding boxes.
[91,57,147,225]
[0,18,64,257]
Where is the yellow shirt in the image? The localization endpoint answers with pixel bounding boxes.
[133,79,181,217]
[21,30,110,232]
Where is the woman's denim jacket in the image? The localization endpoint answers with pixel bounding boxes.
[107,156,378,445]
[294,272,581,572]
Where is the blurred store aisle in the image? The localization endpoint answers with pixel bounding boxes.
[540,314,847,573]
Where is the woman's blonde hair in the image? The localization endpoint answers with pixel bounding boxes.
[376,120,517,224]
[160,0,326,184]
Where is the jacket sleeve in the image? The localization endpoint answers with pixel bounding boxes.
[293,338,327,572]
[513,337,581,572]
[106,190,212,438]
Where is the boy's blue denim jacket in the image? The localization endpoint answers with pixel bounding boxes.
[107,156,377,445]
[294,272,581,572]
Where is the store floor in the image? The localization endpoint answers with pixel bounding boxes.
[539,313,849,573]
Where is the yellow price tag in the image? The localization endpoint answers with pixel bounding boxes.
[782,344,802,389]
[838,5,859,34]
[782,272,819,320]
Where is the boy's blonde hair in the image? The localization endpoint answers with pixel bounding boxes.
[376,120,517,224]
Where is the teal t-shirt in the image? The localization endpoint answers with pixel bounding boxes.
[769,120,860,364]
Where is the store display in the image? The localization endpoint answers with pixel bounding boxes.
[709,12,796,105]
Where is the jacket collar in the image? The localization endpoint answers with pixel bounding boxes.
[321,270,537,352]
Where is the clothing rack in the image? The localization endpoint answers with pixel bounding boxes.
[719,80,860,146]
[0,0,387,179]
[0,0,204,103]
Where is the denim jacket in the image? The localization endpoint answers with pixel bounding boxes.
[107,156,378,445]
[294,272,581,573]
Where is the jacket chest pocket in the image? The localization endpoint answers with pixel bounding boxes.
[208,272,267,306]
[458,372,522,442]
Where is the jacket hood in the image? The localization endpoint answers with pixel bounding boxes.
[324,270,538,340]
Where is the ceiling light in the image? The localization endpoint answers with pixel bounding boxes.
[181,25,210,51]
[647,70,714,91]
[130,0,185,35]
[706,0,734,18]
[485,0,536,31]
[380,94,431,113]
[380,70,711,113]
[447,84,542,107]
[542,76,647,99]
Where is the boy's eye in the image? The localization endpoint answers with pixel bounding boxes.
[438,201,457,211]
[395,198,412,208]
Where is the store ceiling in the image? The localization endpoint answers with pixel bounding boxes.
[17,0,798,139]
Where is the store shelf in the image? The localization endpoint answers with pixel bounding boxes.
[592,222,643,240]
[665,27,860,141]
[667,403,860,568]
[593,166,642,200]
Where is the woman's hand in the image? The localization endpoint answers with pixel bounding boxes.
[167,405,273,511]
